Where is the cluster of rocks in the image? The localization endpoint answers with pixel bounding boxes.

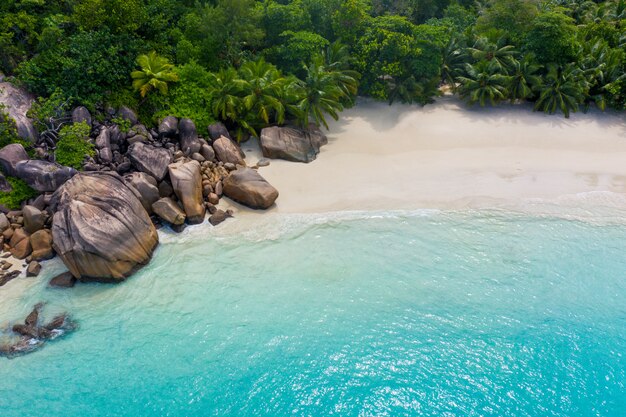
[0,105,292,284]
[0,207,51,286]
[0,303,77,358]
[0,92,329,286]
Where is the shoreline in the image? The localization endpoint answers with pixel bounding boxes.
[231,95,626,215]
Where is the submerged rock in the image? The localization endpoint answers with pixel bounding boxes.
[50,171,158,281]
[260,126,328,163]
[223,167,278,209]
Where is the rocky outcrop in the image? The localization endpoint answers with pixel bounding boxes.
[212,136,245,166]
[127,142,172,181]
[50,171,158,281]
[179,118,202,156]
[71,106,92,127]
[15,160,77,192]
[22,205,45,233]
[158,116,178,139]
[30,229,54,260]
[117,106,138,125]
[0,143,29,176]
[0,81,37,142]
[125,172,159,214]
[0,304,77,358]
[95,127,113,163]
[0,172,11,192]
[223,167,278,209]
[152,197,186,225]
[168,160,205,224]
[9,227,31,259]
[260,126,328,163]
[49,271,76,288]
[207,122,231,141]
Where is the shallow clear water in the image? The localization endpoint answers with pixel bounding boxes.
[0,210,625,416]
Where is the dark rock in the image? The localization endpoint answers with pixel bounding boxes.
[207,122,231,141]
[30,229,54,261]
[117,106,138,125]
[223,167,279,209]
[179,118,202,155]
[95,127,112,163]
[72,106,92,127]
[24,304,42,327]
[213,136,245,165]
[15,160,77,192]
[50,171,159,281]
[49,271,76,287]
[0,143,29,176]
[26,260,41,276]
[12,324,39,339]
[256,158,271,167]
[208,209,232,226]
[109,125,122,144]
[29,194,47,211]
[125,172,160,214]
[152,197,186,225]
[158,180,174,198]
[116,161,132,174]
[126,134,147,145]
[200,144,215,161]
[0,81,37,142]
[260,126,328,163]
[0,172,11,192]
[127,142,172,181]
[22,205,45,233]
[171,223,186,233]
[208,193,219,205]
[44,314,68,330]
[0,270,20,286]
[158,116,178,139]
[168,160,205,224]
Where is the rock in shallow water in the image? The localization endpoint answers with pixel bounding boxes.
[50,172,158,282]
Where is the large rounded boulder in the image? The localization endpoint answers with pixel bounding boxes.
[50,172,158,282]
[223,167,278,209]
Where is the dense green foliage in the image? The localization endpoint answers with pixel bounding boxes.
[55,122,94,169]
[0,177,37,210]
[1,0,625,126]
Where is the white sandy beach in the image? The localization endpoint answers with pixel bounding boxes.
[234,95,626,215]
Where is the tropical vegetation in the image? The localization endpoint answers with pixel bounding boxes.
[0,0,624,134]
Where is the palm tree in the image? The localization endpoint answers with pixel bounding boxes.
[319,42,360,101]
[296,59,351,129]
[441,38,468,92]
[386,76,424,105]
[468,37,518,74]
[207,67,245,124]
[238,59,288,129]
[534,64,587,118]
[131,51,179,98]
[508,55,542,102]
[457,61,510,106]
[579,39,625,110]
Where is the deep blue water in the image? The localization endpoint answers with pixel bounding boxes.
[0,211,625,416]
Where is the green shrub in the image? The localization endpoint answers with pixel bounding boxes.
[110,116,132,133]
[0,177,38,210]
[55,122,94,169]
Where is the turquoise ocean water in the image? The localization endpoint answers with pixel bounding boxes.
[0,209,625,416]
